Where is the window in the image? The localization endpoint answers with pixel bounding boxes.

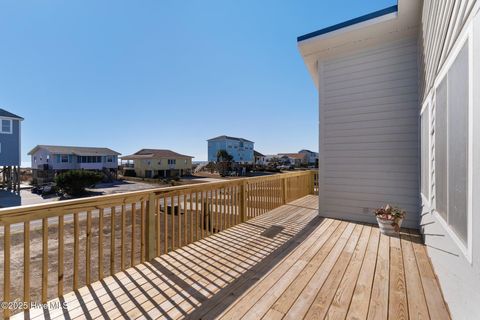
[78,156,102,163]
[435,41,469,245]
[106,155,114,163]
[46,155,50,163]
[61,155,69,163]
[420,106,430,200]
[168,159,176,165]
[1,119,12,134]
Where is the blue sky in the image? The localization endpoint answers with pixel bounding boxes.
[0,0,396,164]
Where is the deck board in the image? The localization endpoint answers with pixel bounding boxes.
[14,195,450,320]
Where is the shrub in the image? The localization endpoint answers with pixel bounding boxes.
[123,169,136,177]
[55,170,103,196]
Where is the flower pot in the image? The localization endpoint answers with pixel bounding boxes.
[376,216,403,236]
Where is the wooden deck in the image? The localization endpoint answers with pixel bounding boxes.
[17,195,450,320]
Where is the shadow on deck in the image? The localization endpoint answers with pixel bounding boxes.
[17,195,450,320]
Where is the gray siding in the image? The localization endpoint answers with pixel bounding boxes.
[319,37,420,228]
[0,119,21,166]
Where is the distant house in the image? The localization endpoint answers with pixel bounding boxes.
[28,145,120,184]
[299,149,318,165]
[0,108,23,191]
[278,153,308,167]
[254,154,279,166]
[121,149,194,178]
[254,150,265,165]
[207,135,254,164]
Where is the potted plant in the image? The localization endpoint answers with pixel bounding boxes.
[374,204,406,236]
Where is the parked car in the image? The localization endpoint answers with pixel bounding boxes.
[31,183,58,196]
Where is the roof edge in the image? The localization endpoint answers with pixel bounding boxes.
[297,5,398,42]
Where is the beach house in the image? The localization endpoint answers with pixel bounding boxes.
[121,149,194,178]
[207,135,254,164]
[0,108,23,191]
[28,145,120,183]
[298,0,480,318]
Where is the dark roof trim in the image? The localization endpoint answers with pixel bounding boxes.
[297,5,398,42]
[208,135,254,143]
[0,108,24,120]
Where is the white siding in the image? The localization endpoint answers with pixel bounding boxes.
[420,0,477,99]
[318,37,420,228]
[419,2,480,319]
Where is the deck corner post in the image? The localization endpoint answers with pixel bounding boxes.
[146,192,157,261]
[240,181,247,222]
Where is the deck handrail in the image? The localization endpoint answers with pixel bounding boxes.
[0,170,318,319]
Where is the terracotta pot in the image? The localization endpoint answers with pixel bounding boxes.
[376,216,403,236]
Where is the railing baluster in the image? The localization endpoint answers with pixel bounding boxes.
[58,216,64,297]
[73,213,80,290]
[184,191,188,245]
[163,194,168,254]
[140,201,145,263]
[111,206,116,273]
[178,192,182,248]
[121,204,126,270]
[189,192,193,243]
[130,204,135,267]
[156,197,161,256]
[215,189,218,233]
[4,224,11,319]
[99,208,104,279]
[42,218,48,303]
[200,190,204,239]
[171,193,175,250]
[86,211,92,284]
[195,192,199,240]
[220,188,223,232]
[24,221,30,306]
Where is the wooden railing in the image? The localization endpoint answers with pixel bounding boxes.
[0,170,317,318]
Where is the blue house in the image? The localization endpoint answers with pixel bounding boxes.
[207,135,254,164]
[0,108,23,191]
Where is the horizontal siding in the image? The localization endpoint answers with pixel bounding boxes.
[419,2,479,319]
[320,37,420,228]
[421,0,477,99]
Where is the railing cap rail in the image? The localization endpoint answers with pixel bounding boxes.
[0,170,316,219]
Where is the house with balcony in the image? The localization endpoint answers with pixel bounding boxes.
[3,1,478,319]
[0,108,23,191]
[207,135,254,164]
[121,148,193,178]
[28,145,120,183]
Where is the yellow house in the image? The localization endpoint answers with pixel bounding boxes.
[121,149,193,178]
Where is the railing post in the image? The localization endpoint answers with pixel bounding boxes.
[240,181,247,222]
[146,192,157,261]
[309,171,315,195]
[282,177,287,204]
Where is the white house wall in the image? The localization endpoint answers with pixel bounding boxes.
[318,37,420,228]
[419,1,480,319]
[420,0,477,100]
